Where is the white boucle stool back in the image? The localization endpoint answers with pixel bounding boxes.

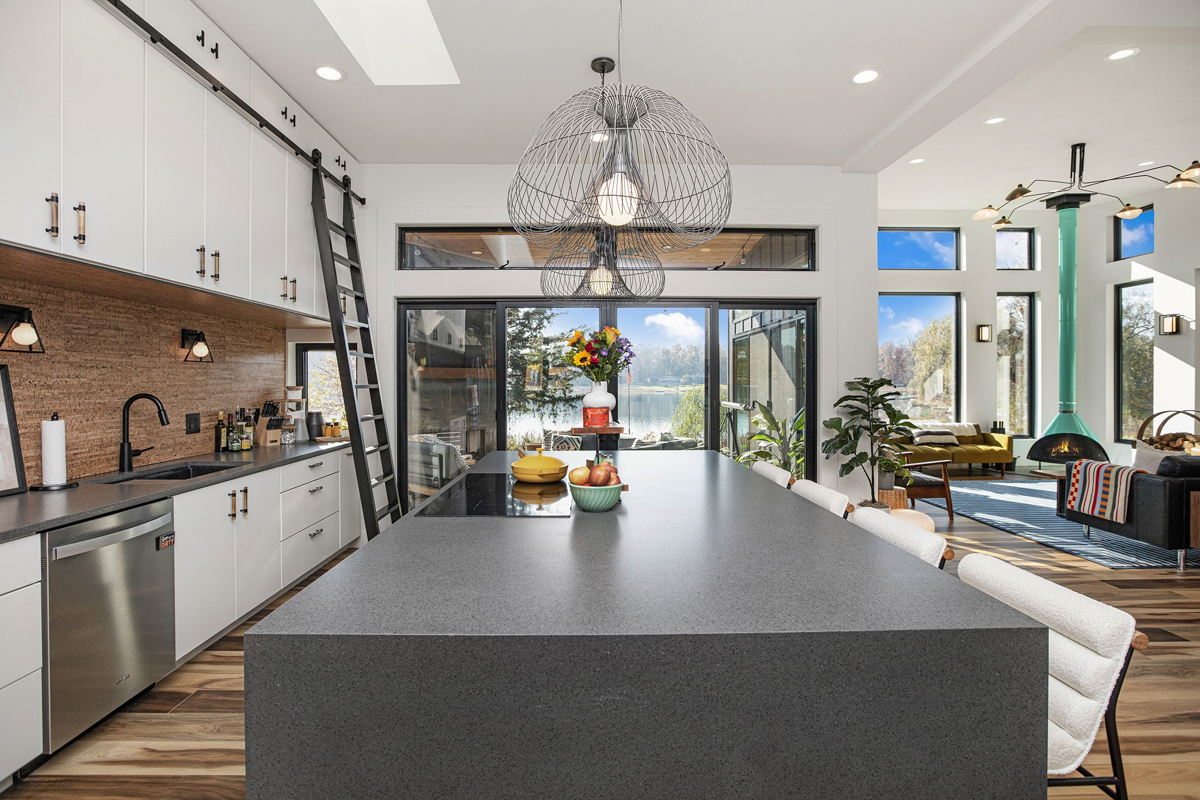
[957,553,1138,775]
[751,461,792,488]
[851,507,948,567]
[790,479,850,517]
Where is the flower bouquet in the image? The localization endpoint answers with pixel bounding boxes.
[565,326,634,426]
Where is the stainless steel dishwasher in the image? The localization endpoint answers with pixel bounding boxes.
[42,498,176,752]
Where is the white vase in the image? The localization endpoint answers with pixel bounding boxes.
[581,381,616,427]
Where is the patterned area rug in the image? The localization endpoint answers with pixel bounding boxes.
[920,479,1199,569]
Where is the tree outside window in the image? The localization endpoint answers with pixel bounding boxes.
[1116,281,1154,441]
[878,294,958,422]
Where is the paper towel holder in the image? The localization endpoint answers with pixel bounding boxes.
[30,411,78,491]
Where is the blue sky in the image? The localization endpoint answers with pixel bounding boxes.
[617,307,708,348]
[878,295,956,346]
[1118,207,1155,259]
[878,229,957,269]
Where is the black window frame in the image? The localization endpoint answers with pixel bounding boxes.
[1114,279,1154,444]
[295,342,353,415]
[397,227,818,272]
[996,292,1037,437]
[877,291,962,421]
[995,227,1036,270]
[876,227,961,271]
[1113,204,1154,262]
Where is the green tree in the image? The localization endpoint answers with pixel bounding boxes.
[907,314,954,412]
[670,386,706,439]
[504,308,580,431]
[1120,291,1154,438]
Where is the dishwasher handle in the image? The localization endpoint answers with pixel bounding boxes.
[51,512,173,561]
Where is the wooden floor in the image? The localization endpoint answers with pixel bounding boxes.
[8,490,1200,799]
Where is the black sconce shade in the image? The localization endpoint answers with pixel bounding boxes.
[1159,314,1182,336]
[181,329,213,363]
[0,304,45,353]
[976,324,993,343]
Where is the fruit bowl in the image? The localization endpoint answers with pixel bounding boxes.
[568,482,623,512]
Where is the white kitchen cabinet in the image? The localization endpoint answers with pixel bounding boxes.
[315,124,359,223]
[145,46,206,287]
[0,534,44,779]
[144,0,248,97]
[0,0,61,251]
[0,671,43,780]
[286,155,320,316]
[204,20,250,98]
[282,512,341,587]
[173,479,238,659]
[282,474,340,539]
[204,92,251,298]
[251,62,316,156]
[280,453,339,491]
[61,0,146,272]
[234,468,283,619]
[249,128,290,307]
[0,584,42,692]
[340,449,364,547]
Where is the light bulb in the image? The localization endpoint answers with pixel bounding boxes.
[1116,204,1142,220]
[992,216,1012,230]
[597,172,639,226]
[11,322,38,346]
[588,263,615,296]
[1181,161,1200,180]
[191,340,209,358]
[1166,174,1199,189]
[973,205,1000,221]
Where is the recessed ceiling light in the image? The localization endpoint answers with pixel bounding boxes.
[909,158,925,164]
[1137,161,1155,167]
[985,117,1005,125]
[471,250,483,255]
[315,66,344,81]
[1106,48,1139,61]
[851,69,880,84]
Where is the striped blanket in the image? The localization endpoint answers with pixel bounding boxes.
[1066,460,1145,524]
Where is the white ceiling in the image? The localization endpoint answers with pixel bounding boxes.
[193,0,1200,181]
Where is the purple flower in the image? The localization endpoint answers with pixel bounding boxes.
[601,349,608,356]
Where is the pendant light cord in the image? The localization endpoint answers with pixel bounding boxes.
[617,0,623,86]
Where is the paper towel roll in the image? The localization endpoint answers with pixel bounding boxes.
[42,414,67,487]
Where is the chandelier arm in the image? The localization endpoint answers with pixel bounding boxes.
[1009,192,1061,215]
[1082,173,1168,187]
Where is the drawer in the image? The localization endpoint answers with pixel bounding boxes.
[281,476,339,539]
[0,583,43,691]
[0,534,41,596]
[280,454,339,492]
[0,669,43,777]
[282,512,340,586]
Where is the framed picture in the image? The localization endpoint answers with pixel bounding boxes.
[0,365,27,497]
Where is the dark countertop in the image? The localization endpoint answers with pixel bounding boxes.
[251,450,1040,638]
[0,441,348,543]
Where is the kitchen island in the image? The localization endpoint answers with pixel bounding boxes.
[245,450,1046,799]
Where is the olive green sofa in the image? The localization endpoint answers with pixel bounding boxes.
[892,423,1014,475]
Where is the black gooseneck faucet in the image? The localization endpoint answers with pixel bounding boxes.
[119,393,170,472]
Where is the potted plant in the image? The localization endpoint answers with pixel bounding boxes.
[737,402,805,480]
[821,377,915,508]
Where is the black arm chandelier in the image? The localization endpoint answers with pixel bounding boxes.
[508,1,732,301]
[974,142,1199,227]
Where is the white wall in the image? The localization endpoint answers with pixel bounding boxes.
[357,164,882,499]
[877,209,1059,460]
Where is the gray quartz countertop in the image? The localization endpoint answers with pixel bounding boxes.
[0,441,347,543]
[251,450,1041,639]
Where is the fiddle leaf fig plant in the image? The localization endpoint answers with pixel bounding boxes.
[821,377,915,504]
[737,402,806,480]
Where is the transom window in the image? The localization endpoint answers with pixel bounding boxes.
[1114,205,1154,261]
[877,228,959,270]
[996,228,1034,270]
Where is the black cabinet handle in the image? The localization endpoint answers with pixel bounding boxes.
[308,461,324,468]
[309,528,324,538]
[45,193,59,236]
[241,486,249,515]
[229,490,237,519]
[281,276,289,298]
[197,245,206,277]
[210,41,219,58]
[308,485,324,494]
[281,105,288,118]
[211,250,220,281]
[197,30,205,47]
[72,202,86,243]
[291,278,297,302]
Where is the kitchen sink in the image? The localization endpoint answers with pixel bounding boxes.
[99,463,241,484]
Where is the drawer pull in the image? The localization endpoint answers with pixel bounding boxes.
[281,275,289,298]
[46,193,59,236]
[241,486,249,515]
[308,485,324,494]
[197,245,206,277]
[291,278,297,302]
[211,249,220,281]
[228,490,237,519]
[73,202,86,243]
[308,461,324,468]
[309,528,324,538]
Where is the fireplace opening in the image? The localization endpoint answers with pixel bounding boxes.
[1026,433,1110,465]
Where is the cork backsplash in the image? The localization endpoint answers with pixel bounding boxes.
[3,276,286,482]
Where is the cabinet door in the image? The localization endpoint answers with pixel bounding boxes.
[0,0,61,251]
[173,479,238,659]
[249,129,289,306]
[142,0,208,65]
[62,0,145,272]
[0,670,43,779]
[234,468,282,618]
[314,124,349,224]
[250,62,315,156]
[204,93,251,298]
[204,20,250,98]
[145,47,206,287]
[340,449,364,547]
[285,155,319,315]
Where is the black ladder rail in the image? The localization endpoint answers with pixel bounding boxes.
[311,150,401,540]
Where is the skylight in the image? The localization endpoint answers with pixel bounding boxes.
[313,0,459,86]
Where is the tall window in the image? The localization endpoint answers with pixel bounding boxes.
[877,229,959,270]
[1115,280,1154,441]
[878,294,959,421]
[296,344,347,424]
[505,306,599,447]
[1114,206,1154,261]
[616,306,709,443]
[996,294,1034,435]
[996,228,1034,270]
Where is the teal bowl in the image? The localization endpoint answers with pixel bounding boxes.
[569,482,623,512]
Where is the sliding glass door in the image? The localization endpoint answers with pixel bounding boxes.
[615,306,709,447]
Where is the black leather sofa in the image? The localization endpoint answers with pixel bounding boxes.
[1056,456,1200,572]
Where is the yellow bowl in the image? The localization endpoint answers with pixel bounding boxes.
[511,452,568,484]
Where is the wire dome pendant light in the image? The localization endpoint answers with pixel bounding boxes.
[541,225,666,300]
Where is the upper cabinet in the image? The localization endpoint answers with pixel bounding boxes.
[144,0,250,97]
[0,0,61,251]
[251,63,316,157]
[204,93,252,299]
[61,0,146,272]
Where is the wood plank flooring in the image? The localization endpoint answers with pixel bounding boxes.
[9,493,1200,799]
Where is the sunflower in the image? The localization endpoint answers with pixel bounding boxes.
[572,351,591,367]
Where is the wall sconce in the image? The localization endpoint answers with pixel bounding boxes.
[181,329,213,362]
[976,324,993,343]
[0,304,45,353]
[1159,314,1183,336]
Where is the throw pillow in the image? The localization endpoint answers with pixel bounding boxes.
[912,429,959,446]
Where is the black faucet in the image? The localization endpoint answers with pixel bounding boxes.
[119,393,170,472]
